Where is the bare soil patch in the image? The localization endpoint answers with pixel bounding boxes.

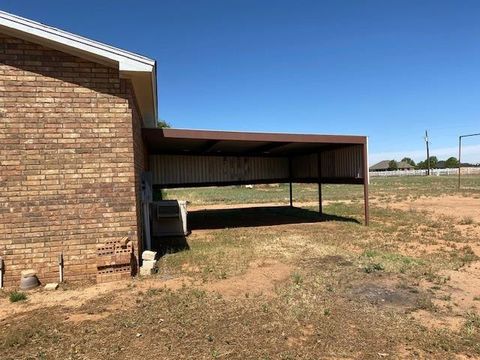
[0,260,291,323]
[412,244,480,332]
[66,312,111,324]
[411,310,465,332]
[203,259,292,298]
[390,195,480,223]
[0,281,126,321]
[437,260,480,313]
[385,194,480,332]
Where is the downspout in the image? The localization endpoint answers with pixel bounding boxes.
[58,253,64,283]
[0,257,3,288]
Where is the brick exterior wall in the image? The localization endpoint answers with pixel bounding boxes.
[0,33,146,287]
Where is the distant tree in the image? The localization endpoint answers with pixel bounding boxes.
[157,119,171,128]
[401,157,416,166]
[388,160,398,170]
[428,156,438,168]
[417,156,438,169]
[445,157,459,168]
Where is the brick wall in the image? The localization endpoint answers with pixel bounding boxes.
[0,33,146,287]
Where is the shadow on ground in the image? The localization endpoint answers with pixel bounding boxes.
[188,205,360,230]
[150,205,358,256]
[151,236,190,257]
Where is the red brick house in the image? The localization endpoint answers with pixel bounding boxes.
[0,11,157,287]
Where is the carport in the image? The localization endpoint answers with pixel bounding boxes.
[142,128,369,226]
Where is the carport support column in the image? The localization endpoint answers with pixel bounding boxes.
[288,157,293,207]
[363,141,370,226]
[289,182,293,207]
[317,152,322,216]
[318,182,322,215]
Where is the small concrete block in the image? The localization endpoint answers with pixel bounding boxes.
[142,260,157,270]
[142,250,157,261]
[21,269,36,278]
[45,283,59,291]
[140,267,155,276]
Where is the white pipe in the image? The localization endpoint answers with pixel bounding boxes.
[58,253,64,283]
[0,256,3,288]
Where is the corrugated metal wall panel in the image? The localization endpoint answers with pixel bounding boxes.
[150,145,364,186]
[291,145,363,180]
[291,154,317,179]
[150,155,289,186]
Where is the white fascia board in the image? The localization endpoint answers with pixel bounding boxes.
[150,63,158,128]
[122,68,158,128]
[0,10,155,72]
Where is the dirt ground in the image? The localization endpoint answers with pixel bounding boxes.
[383,194,480,335]
[389,195,480,223]
[1,176,480,359]
[0,259,293,322]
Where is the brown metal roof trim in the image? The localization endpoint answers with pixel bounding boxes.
[145,128,367,145]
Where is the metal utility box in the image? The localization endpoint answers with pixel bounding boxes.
[151,200,188,237]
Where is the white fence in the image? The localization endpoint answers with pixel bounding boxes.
[369,167,480,177]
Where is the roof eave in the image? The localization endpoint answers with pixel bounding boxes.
[0,11,155,70]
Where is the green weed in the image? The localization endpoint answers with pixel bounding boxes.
[9,291,27,303]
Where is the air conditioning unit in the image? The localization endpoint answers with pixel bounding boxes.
[151,200,188,237]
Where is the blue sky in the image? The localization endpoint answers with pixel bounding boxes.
[2,0,480,163]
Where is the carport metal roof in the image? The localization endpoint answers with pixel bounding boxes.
[143,128,367,157]
[142,128,369,225]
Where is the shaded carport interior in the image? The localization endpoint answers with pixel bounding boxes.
[142,128,369,225]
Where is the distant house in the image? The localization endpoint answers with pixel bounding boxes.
[369,160,415,172]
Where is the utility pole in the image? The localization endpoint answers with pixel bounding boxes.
[425,130,430,176]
